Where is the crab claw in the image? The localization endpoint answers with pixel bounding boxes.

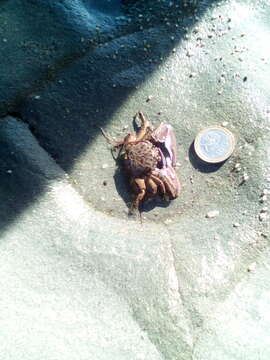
[160,165,181,198]
[151,123,181,198]
[151,123,177,167]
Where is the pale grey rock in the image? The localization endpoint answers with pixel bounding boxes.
[0,0,270,359]
[206,210,220,219]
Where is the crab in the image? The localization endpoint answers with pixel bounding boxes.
[102,112,181,212]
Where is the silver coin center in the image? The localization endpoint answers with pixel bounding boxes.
[199,129,231,159]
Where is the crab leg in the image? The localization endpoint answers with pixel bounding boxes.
[149,174,166,195]
[146,177,158,196]
[135,112,152,141]
[131,178,146,209]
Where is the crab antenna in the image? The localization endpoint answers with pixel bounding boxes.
[100,127,115,145]
[100,127,126,150]
[114,140,125,148]
[138,111,146,122]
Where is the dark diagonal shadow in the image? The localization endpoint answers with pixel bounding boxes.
[0,0,219,233]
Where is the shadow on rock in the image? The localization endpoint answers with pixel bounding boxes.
[189,141,225,173]
[141,196,170,213]
[113,165,132,209]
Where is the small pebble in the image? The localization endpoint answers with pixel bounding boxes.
[233,222,240,228]
[222,121,229,127]
[6,170,12,174]
[164,219,172,225]
[103,180,107,186]
[247,262,256,272]
[146,95,154,102]
[259,212,268,221]
[206,210,219,218]
[101,164,109,169]
[243,76,247,82]
[243,173,249,182]
[189,72,196,78]
[260,195,267,203]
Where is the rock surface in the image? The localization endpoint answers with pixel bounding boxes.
[0,0,269,359]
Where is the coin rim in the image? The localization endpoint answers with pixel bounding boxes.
[194,126,236,163]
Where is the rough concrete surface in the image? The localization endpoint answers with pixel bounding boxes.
[0,0,269,359]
